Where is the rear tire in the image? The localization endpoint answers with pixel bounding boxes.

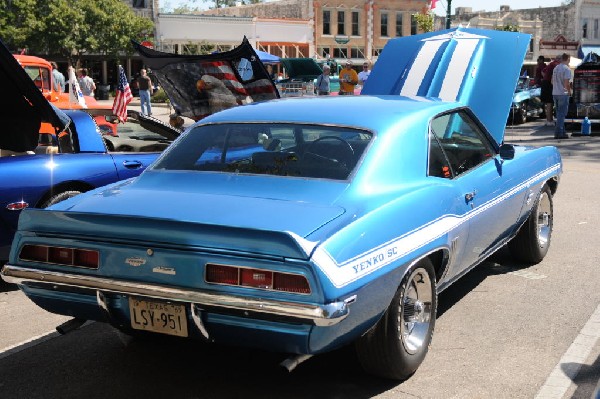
[41,190,81,208]
[355,258,437,380]
[509,184,553,264]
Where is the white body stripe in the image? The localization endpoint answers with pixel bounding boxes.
[311,163,561,288]
[399,40,445,97]
[438,38,480,101]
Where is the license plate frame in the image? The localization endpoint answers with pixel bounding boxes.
[129,298,188,337]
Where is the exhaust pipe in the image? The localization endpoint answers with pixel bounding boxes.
[280,354,313,372]
[56,318,86,335]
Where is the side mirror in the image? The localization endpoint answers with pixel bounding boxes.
[499,144,515,160]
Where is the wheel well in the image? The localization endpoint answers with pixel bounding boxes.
[427,249,449,283]
[36,181,95,208]
[545,177,559,195]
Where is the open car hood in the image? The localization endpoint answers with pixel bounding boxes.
[280,58,323,81]
[0,39,69,152]
[133,37,279,122]
[362,27,530,145]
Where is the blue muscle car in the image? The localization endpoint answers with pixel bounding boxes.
[2,28,562,380]
[0,39,179,262]
[508,76,544,124]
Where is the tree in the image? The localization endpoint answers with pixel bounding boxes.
[0,0,153,65]
[413,7,434,33]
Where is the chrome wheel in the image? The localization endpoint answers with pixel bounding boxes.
[536,191,552,249]
[399,267,433,355]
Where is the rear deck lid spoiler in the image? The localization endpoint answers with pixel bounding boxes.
[14,209,319,260]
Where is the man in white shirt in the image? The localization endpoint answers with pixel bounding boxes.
[358,62,371,86]
[551,53,572,139]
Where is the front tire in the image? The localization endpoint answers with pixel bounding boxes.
[355,258,437,380]
[509,184,553,264]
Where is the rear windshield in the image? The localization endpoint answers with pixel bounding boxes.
[152,123,373,180]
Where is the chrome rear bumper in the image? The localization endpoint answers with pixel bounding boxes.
[1,265,354,327]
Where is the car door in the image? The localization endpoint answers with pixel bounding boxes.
[110,153,159,180]
[430,110,526,273]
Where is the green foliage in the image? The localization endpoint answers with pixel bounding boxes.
[0,0,153,64]
[151,87,169,103]
[413,10,434,33]
[497,24,520,32]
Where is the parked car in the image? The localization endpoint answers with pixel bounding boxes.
[507,76,544,124]
[0,40,180,263]
[2,28,562,381]
[15,54,101,108]
[276,58,322,97]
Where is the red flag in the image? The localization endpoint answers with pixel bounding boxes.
[112,65,133,122]
[430,0,439,9]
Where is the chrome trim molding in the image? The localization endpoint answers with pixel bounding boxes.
[1,265,351,327]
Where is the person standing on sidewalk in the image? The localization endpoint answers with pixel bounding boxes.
[315,65,330,95]
[551,53,572,139]
[78,68,96,97]
[541,55,560,126]
[137,69,152,116]
[51,62,65,93]
[339,60,358,95]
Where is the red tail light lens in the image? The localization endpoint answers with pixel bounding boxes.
[74,249,100,268]
[206,264,239,285]
[49,247,73,264]
[20,244,48,262]
[274,273,311,294]
[240,268,273,289]
[205,263,310,294]
[19,244,99,269]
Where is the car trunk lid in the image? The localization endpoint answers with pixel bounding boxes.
[362,27,530,145]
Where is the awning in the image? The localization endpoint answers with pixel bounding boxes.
[255,50,280,64]
[578,45,600,59]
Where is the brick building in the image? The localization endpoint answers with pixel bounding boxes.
[165,0,430,65]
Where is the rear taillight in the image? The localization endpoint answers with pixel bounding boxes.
[205,264,238,285]
[19,244,99,269]
[205,263,310,294]
[273,273,311,294]
[241,268,273,289]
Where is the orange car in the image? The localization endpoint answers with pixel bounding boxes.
[15,54,112,137]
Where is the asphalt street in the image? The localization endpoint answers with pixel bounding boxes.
[1,104,600,398]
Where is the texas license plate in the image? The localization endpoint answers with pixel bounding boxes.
[129,298,188,337]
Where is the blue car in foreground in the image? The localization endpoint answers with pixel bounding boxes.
[0,39,180,262]
[2,28,562,380]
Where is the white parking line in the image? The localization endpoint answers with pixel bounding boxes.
[535,302,600,398]
[0,330,61,360]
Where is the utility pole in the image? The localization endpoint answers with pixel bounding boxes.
[446,0,452,29]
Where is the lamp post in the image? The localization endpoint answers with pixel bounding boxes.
[446,0,452,29]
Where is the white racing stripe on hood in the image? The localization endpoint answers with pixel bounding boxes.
[400,39,445,97]
[438,38,480,101]
[309,163,561,288]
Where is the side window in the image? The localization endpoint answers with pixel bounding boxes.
[430,111,495,177]
[428,132,451,178]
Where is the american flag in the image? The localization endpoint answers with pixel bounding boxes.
[112,65,133,122]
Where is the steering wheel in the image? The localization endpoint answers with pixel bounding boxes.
[304,136,355,167]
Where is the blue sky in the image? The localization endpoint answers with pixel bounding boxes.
[160,0,566,13]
